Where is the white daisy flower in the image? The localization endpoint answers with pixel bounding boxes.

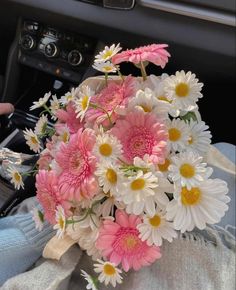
[169,151,213,190]
[167,118,190,152]
[98,193,125,217]
[30,92,51,110]
[155,99,172,120]
[133,154,156,173]
[187,120,212,155]
[94,43,122,62]
[166,179,230,233]
[137,209,177,246]
[23,128,42,153]
[7,167,24,190]
[34,114,48,135]
[95,161,122,196]
[94,259,123,287]
[157,157,172,175]
[152,171,173,210]
[31,207,44,231]
[56,125,70,143]
[149,73,170,100]
[81,270,98,290]
[50,94,60,120]
[148,74,193,118]
[94,133,123,161]
[74,85,94,121]
[53,205,66,239]
[120,170,170,216]
[128,88,169,120]
[163,70,203,113]
[128,88,157,113]
[92,61,117,73]
[59,87,80,105]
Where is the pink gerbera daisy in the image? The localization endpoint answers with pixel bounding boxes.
[111,111,168,164]
[96,210,161,271]
[86,76,135,126]
[55,128,99,201]
[36,170,69,224]
[112,44,170,68]
[56,102,83,134]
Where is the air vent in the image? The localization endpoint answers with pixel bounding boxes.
[75,0,135,10]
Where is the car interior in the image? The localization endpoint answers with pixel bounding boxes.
[0,0,235,216]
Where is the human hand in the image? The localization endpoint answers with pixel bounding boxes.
[0,103,14,115]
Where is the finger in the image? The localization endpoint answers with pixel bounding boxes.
[0,103,14,115]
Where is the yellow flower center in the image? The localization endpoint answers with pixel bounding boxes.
[140,104,151,112]
[181,186,202,205]
[30,136,38,145]
[175,83,189,97]
[14,172,21,182]
[188,136,194,144]
[168,128,181,142]
[66,94,72,101]
[158,96,172,103]
[103,264,116,276]
[103,50,113,59]
[131,178,145,190]
[59,216,65,229]
[149,215,161,227]
[158,158,171,172]
[106,169,117,184]
[99,143,112,156]
[123,235,138,250]
[103,66,113,72]
[62,132,69,143]
[81,95,89,111]
[180,163,195,178]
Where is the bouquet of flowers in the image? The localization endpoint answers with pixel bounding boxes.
[10,43,230,289]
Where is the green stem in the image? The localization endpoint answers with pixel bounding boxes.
[140,61,147,81]
[66,197,104,226]
[91,198,105,208]
[66,210,90,225]
[90,214,98,228]
[117,157,129,166]
[116,66,124,81]
[43,104,52,115]
[120,165,149,172]
[89,102,113,126]
[22,169,38,176]
[46,128,56,137]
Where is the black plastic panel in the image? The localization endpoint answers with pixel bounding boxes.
[178,0,236,13]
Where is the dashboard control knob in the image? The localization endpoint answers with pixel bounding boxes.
[44,42,59,58]
[20,34,35,50]
[68,50,82,66]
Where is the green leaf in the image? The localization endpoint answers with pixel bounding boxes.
[38,210,44,223]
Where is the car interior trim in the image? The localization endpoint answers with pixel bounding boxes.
[139,0,236,27]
